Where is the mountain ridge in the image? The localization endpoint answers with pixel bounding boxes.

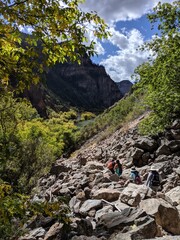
[23,56,132,117]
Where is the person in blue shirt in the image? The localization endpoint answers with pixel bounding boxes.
[130,167,142,184]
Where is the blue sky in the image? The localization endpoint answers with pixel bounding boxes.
[81,0,174,82]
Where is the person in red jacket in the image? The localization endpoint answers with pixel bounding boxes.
[106,159,115,174]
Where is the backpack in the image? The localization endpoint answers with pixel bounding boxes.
[151,171,160,186]
[134,171,141,184]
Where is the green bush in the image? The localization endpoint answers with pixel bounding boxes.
[0,92,77,192]
[0,180,70,240]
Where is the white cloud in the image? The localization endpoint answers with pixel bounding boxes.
[94,41,105,55]
[80,0,174,82]
[81,0,174,24]
[18,25,33,34]
[100,28,150,82]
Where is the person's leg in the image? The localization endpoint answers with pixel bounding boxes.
[111,169,115,174]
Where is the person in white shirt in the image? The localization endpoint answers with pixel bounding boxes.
[146,166,162,192]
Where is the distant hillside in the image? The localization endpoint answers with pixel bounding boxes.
[45,55,122,112]
[116,80,133,96]
[23,57,134,117]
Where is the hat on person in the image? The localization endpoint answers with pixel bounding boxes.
[150,166,158,171]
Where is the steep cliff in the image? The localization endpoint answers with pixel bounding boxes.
[116,80,133,96]
[45,56,122,112]
[22,84,69,118]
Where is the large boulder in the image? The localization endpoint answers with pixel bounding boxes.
[44,222,64,240]
[79,199,102,215]
[134,137,158,152]
[139,198,180,235]
[92,188,121,202]
[165,186,180,206]
[109,216,157,240]
[119,183,151,207]
[98,207,146,229]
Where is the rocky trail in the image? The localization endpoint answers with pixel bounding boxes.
[20,118,180,240]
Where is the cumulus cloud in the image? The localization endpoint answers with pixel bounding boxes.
[100,29,150,82]
[81,0,174,24]
[80,0,174,82]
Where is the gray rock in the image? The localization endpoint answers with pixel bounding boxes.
[156,145,171,156]
[98,207,146,229]
[92,188,121,202]
[134,137,158,152]
[79,199,102,215]
[140,198,180,235]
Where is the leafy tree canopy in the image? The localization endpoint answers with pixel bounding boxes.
[0,0,110,91]
[133,1,180,134]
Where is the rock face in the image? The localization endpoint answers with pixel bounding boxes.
[22,84,68,118]
[20,118,180,240]
[23,56,123,117]
[46,56,122,111]
[116,80,133,97]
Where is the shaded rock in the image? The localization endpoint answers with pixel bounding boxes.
[109,216,157,240]
[134,137,158,152]
[76,218,93,236]
[114,201,130,212]
[98,207,146,229]
[156,145,171,156]
[38,175,56,187]
[167,140,180,152]
[131,148,144,160]
[116,80,133,97]
[171,119,180,130]
[50,163,71,176]
[76,191,86,201]
[44,222,64,240]
[139,198,180,235]
[142,152,151,164]
[109,174,120,182]
[154,155,169,163]
[170,129,180,140]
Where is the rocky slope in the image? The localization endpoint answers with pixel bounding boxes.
[20,117,180,240]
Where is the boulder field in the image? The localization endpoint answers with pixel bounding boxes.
[20,119,180,240]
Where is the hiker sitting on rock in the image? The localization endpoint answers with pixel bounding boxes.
[106,159,115,174]
[146,166,162,192]
[130,167,142,184]
[114,160,123,176]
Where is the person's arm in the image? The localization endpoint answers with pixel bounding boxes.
[114,163,118,169]
[159,173,162,182]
